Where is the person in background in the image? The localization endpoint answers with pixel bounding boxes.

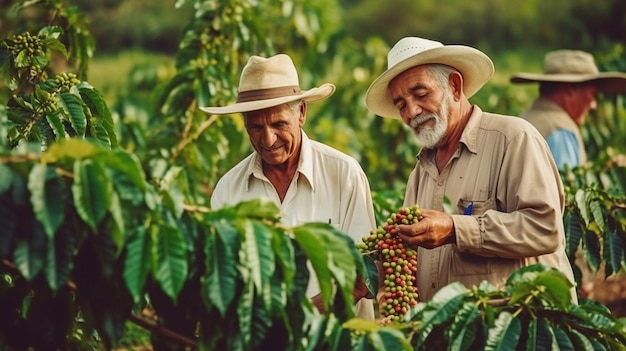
[510,50,626,297]
[364,36,577,305]
[201,54,376,319]
[510,49,626,170]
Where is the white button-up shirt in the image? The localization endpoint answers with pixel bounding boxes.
[211,131,377,319]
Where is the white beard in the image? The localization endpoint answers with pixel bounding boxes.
[409,92,450,148]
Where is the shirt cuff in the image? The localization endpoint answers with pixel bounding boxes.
[451,214,482,252]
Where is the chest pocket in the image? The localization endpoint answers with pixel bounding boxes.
[452,197,496,277]
[456,197,494,216]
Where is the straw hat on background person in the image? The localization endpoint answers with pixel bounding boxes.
[510,50,626,93]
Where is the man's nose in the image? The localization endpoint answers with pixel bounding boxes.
[406,101,423,121]
[261,128,276,147]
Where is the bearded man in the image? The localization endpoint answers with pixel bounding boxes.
[365,37,577,304]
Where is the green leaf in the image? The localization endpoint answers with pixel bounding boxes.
[79,84,117,147]
[271,227,295,291]
[582,230,601,272]
[564,212,583,258]
[448,301,480,351]
[44,109,67,141]
[534,319,555,351]
[0,163,13,195]
[72,158,112,232]
[552,326,574,351]
[123,227,152,302]
[204,219,240,317]
[358,328,412,351]
[484,311,521,351]
[237,278,255,346]
[235,198,281,220]
[602,230,624,277]
[589,200,606,234]
[13,221,47,280]
[28,163,67,239]
[41,138,103,163]
[293,222,358,317]
[414,282,469,345]
[38,25,63,40]
[95,150,147,190]
[45,222,75,291]
[58,92,86,137]
[362,255,379,300]
[575,189,589,226]
[442,195,454,214]
[152,224,188,302]
[43,37,68,58]
[89,118,112,148]
[568,329,595,351]
[244,220,275,308]
[525,318,537,351]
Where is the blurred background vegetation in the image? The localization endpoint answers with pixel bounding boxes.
[1,0,625,214]
[2,0,625,204]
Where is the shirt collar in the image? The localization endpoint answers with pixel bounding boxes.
[245,130,315,192]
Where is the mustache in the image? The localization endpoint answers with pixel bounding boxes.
[409,113,437,129]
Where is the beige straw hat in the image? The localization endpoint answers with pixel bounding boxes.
[365,37,495,119]
[200,54,335,114]
[510,50,626,93]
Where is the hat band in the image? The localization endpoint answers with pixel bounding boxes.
[237,85,302,103]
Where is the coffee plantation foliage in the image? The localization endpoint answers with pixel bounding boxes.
[1,0,626,350]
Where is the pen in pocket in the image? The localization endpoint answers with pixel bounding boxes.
[464,201,474,215]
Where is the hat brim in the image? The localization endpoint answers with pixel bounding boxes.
[365,45,494,119]
[510,72,626,94]
[200,83,336,115]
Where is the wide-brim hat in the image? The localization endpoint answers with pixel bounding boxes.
[200,54,335,115]
[510,50,626,93]
[365,37,495,119]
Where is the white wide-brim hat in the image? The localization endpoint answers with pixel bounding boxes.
[365,37,495,119]
[200,54,335,115]
[510,50,626,93]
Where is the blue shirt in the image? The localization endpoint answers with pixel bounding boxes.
[546,128,581,170]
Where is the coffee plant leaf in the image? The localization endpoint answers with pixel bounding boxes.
[484,311,521,351]
[153,223,188,302]
[448,300,480,350]
[123,227,152,302]
[204,218,240,316]
[72,158,112,232]
[27,163,66,239]
[357,327,412,351]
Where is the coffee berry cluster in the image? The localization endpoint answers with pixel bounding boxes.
[54,72,81,92]
[358,205,420,321]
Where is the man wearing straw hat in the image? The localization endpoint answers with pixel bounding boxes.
[510,49,626,171]
[511,50,626,298]
[201,54,376,319]
[364,36,577,305]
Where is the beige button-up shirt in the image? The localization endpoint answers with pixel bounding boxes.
[211,131,377,319]
[404,106,576,302]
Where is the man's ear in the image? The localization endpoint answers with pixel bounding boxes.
[299,101,307,126]
[449,71,463,101]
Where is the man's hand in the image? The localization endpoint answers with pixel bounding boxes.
[352,274,373,301]
[396,208,455,249]
[310,274,373,314]
[311,293,325,314]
